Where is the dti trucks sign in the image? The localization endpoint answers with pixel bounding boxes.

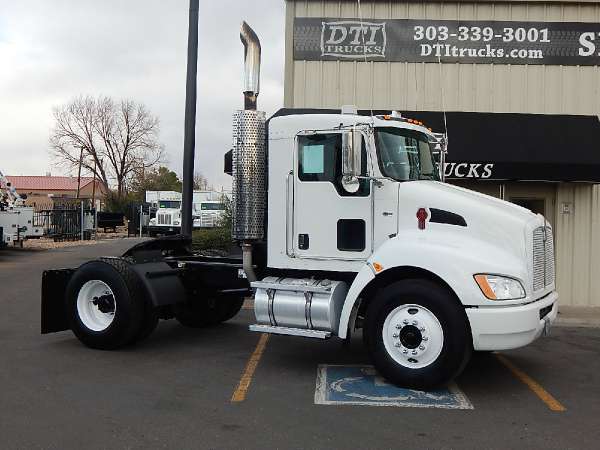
[294,18,600,66]
[320,21,387,58]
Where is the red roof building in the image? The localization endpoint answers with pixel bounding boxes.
[1,175,107,209]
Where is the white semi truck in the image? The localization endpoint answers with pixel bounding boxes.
[40,22,557,388]
[146,191,183,235]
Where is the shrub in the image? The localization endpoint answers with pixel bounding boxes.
[192,226,232,253]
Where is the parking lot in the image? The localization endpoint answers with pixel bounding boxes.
[1,239,599,449]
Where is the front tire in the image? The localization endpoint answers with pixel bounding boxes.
[364,279,471,389]
[65,258,147,350]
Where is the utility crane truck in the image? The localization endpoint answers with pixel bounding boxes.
[40,22,558,388]
[0,170,43,247]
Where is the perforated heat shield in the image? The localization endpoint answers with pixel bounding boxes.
[232,110,266,240]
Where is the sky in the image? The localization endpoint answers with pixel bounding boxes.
[0,0,286,190]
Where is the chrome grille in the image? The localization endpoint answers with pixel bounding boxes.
[533,226,555,291]
[157,214,171,225]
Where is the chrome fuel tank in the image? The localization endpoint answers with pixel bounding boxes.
[253,277,348,333]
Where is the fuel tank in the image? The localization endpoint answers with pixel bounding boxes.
[253,277,348,332]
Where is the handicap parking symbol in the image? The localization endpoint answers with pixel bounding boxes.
[314,365,473,409]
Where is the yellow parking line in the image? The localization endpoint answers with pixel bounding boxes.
[495,353,566,412]
[231,333,270,402]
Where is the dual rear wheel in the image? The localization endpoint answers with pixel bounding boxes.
[65,258,243,350]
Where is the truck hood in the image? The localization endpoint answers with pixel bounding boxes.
[397,181,543,271]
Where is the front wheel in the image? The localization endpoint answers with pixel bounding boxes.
[364,279,471,389]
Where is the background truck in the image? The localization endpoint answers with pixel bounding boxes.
[146,190,228,235]
[146,191,182,236]
[40,21,558,389]
[1,169,43,246]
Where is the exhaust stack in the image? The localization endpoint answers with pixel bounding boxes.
[240,21,261,110]
[232,22,266,282]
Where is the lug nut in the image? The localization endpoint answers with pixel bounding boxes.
[419,345,425,350]
[392,333,399,338]
[395,342,401,347]
[402,349,408,354]
[403,319,409,325]
[412,350,418,355]
[422,337,429,342]
[412,320,418,325]
[420,326,425,332]
[395,324,402,329]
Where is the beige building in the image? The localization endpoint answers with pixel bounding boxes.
[284,0,600,308]
[2,175,107,210]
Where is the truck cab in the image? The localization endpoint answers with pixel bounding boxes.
[248,109,558,386]
[148,197,182,235]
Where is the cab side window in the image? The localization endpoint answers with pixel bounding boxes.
[297,133,369,196]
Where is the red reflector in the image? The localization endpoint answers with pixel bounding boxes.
[416,208,428,230]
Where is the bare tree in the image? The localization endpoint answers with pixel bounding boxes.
[193,171,211,190]
[50,95,164,197]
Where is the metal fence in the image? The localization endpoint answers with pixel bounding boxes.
[33,207,96,242]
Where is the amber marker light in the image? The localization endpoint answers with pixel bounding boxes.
[474,274,498,300]
[372,262,384,273]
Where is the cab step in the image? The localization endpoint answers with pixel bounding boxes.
[248,324,332,339]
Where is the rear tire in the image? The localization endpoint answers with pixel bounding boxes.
[175,295,244,328]
[65,258,146,350]
[364,279,471,389]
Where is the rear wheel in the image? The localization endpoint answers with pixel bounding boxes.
[364,279,471,389]
[175,295,244,328]
[65,258,150,349]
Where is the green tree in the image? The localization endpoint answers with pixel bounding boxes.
[130,166,182,202]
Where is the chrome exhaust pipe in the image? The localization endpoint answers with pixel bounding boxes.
[240,21,261,110]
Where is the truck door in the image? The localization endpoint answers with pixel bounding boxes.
[293,131,372,260]
[372,178,400,251]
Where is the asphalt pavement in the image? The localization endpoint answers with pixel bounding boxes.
[1,239,599,449]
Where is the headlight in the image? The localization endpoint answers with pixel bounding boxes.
[149,218,156,225]
[174,220,180,226]
[474,274,525,300]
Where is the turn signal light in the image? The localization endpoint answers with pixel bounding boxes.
[474,275,497,300]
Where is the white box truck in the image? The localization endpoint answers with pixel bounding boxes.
[40,22,557,389]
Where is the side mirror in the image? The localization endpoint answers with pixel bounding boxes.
[341,128,362,193]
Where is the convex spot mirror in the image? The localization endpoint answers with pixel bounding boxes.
[341,128,363,193]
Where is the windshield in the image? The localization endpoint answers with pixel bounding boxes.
[158,200,181,209]
[200,203,225,211]
[375,128,439,181]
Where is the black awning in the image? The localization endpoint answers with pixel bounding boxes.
[271,108,600,182]
[392,110,600,183]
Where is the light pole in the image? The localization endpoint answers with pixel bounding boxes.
[181,0,199,238]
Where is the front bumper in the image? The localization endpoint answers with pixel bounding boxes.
[466,291,558,351]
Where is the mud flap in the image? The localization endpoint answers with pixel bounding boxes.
[41,268,75,334]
